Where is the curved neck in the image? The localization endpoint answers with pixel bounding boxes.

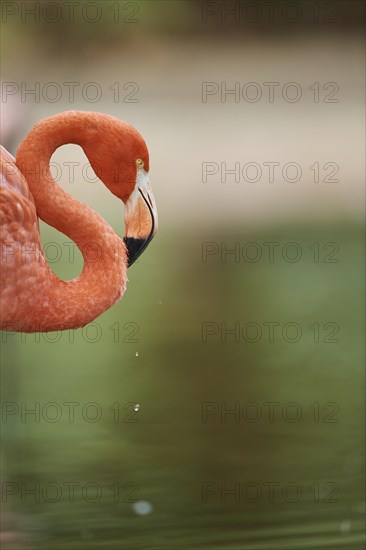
[16,112,127,331]
[17,112,109,244]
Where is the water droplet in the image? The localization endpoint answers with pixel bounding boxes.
[80,529,93,540]
[340,520,351,534]
[158,301,163,305]
[132,500,153,515]
[135,352,139,357]
[134,404,140,412]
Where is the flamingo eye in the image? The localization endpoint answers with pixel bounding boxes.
[136,158,144,169]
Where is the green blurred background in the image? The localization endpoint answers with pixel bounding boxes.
[0,1,365,548]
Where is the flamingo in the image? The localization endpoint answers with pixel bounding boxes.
[0,111,158,333]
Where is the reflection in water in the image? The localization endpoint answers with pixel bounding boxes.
[0,225,364,549]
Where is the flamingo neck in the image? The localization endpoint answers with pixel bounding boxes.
[15,112,127,331]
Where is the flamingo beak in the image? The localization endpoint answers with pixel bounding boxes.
[123,170,158,267]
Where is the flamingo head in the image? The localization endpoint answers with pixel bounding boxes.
[86,117,158,267]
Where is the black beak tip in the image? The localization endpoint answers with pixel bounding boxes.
[123,237,148,268]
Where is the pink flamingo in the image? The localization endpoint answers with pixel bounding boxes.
[0,111,158,333]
